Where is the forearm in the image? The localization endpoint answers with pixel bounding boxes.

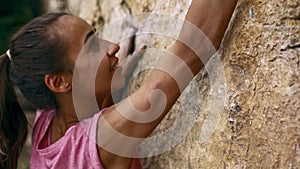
[166,0,238,73]
[182,0,238,50]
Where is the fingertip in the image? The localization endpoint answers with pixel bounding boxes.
[138,44,147,51]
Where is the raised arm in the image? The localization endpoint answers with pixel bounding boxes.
[98,0,238,168]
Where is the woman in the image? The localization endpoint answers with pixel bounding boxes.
[0,0,238,168]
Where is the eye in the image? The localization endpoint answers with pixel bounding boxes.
[87,35,100,52]
[90,36,97,48]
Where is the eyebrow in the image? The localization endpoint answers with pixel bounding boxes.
[84,28,96,43]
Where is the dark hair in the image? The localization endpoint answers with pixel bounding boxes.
[0,12,69,169]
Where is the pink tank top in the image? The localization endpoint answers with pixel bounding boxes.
[30,109,143,169]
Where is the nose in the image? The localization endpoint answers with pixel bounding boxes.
[104,40,120,57]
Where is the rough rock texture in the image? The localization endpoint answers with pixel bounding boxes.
[19,0,299,168]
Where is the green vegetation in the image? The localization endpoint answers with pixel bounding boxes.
[0,0,44,53]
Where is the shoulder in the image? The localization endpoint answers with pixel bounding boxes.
[32,109,55,145]
[35,109,55,122]
[33,109,55,131]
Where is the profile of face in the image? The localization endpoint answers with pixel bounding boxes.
[55,15,125,102]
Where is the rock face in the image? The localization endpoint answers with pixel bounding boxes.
[46,0,299,168]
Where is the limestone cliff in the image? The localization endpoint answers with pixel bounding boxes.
[44,0,299,168]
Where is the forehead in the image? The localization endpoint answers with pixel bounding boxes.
[55,15,93,61]
[56,15,92,39]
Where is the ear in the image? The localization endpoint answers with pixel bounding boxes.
[44,73,72,93]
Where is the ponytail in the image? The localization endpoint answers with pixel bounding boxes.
[0,53,27,169]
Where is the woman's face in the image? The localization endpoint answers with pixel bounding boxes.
[56,15,124,103]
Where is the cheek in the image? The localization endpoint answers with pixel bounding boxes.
[96,58,110,80]
[94,59,115,94]
[95,65,109,93]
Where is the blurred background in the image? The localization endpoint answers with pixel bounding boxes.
[0,0,46,54]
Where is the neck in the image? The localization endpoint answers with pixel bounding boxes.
[50,103,78,144]
[55,91,106,121]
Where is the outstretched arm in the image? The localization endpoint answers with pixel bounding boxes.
[98,0,238,168]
